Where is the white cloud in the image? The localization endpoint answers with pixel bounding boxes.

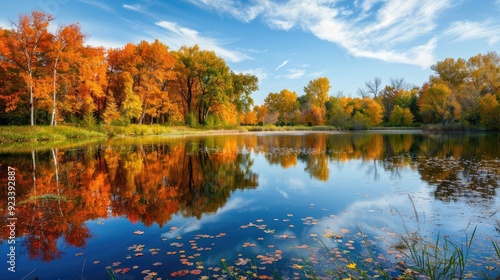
[190,0,454,68]
[283,68,305,79]
[155,21,251,63]
[444,19,500,46]
[275,60,289,71]
[237,68,268,81]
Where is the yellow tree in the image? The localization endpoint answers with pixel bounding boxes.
[462,52,500,125]
[478,94,500,130]
[418,83,461,125]
[304,77,330,110]
[430,58,468,92]
[361,97,383,126]
[264,89,298,124]
[253,104,269,124]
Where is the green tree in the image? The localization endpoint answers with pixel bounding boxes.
[230,72,258,115]
[389,105,414,126]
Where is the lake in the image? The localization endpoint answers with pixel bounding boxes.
[1,131,500,279]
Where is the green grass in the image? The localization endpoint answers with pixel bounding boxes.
[0,125,105,142]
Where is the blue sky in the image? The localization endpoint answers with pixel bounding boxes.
[1,0,499,105]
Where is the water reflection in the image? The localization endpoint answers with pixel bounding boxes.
[1,132,499,263]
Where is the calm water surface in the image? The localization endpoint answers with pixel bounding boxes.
[1,132,500,279]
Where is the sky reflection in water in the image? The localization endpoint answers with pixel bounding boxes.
[1,132,499,279]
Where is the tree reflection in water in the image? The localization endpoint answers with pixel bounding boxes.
[0,132,499,262]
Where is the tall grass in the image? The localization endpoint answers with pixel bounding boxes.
[393,197,480,280]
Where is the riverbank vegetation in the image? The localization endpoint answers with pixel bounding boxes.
[1,11,499,133]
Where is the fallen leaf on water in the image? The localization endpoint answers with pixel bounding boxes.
[93,261,100,265]
[190,269,202,275]
[134,230,144,235]
[75,253,84,257]
[152,262,162,266]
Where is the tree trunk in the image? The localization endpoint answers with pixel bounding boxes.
[29,71,34,126]
[51,58,59,126]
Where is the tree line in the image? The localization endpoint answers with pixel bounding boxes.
[247,53,500,130]
[0,11,258,127]
[1,11,499,130]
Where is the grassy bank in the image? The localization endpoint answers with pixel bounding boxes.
[0,124,251,144]
[0,125,106,142]
[0,124,435,144]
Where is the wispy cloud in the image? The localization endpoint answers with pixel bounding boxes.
[308,71,326,77]
[275,60,289,71]
[444,19,500,46]
[283,68,305,79]
[190,0,456,68]
[77,0,113,12]
[155,21,251,62]
[123,4,142,12]
[237,68,268,81]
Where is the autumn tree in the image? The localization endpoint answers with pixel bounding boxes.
[430,58,468,92]
[264,89,298,125]
[478,94,500,130]
[3,11,53,125]
[171,45,201,121]
[304,77,330,110]
[460,52,500,125]
[134,40,175,124]
[418,82,461,125]
[253,104,269,125]
[45,23,85,125]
